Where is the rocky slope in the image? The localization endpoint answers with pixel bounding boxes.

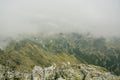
[0,33,120,80]
[0,63,120,80]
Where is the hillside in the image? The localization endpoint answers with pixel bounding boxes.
[0,33,120,77]
[0,40,79,72]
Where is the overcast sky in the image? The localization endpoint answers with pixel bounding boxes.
[0,0,120,39]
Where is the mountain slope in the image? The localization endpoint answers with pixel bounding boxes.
[0,33,120,76]
[0,40,79,71]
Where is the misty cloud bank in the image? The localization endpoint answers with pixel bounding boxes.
[0,0,120,39]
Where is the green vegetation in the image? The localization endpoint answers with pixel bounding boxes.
[0,39,79,72]
[0,33,120,75]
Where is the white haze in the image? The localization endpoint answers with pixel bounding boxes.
[0,0,120,47]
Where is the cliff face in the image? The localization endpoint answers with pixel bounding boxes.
[0,63,120,80]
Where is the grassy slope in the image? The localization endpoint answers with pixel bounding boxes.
[0,40,79,71]
[0,33,120,75]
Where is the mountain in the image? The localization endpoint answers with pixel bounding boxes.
[0,33,120,79]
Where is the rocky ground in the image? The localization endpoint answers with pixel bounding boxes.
[0,63,120,80]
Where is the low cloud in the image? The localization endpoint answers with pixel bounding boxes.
[0,0,120,39]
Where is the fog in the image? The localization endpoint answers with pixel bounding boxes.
[0,0,120,40]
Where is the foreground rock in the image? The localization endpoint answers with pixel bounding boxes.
[0,63,120,80]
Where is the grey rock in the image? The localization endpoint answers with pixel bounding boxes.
[0,63,120,80]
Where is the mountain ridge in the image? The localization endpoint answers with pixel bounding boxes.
[0,33,120,76]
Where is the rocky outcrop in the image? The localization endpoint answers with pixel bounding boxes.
[0,63,120,80]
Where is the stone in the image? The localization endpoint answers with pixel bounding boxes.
[0,63,120,80]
